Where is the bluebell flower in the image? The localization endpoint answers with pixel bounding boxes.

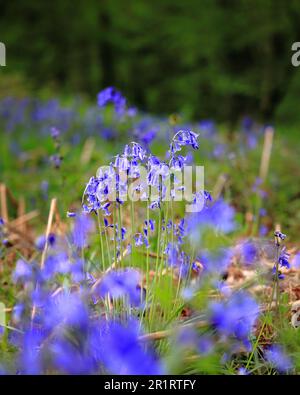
[94,268,143,307]
[148,154,160,166]
[121,227,127,241]
[35,234,56,251]
[164,243,178,266]
[147,161,169,191]
[274,231,287,242]
[134,233,144,247]
[50,337,96,375]
[164,243,191,277]
[237,367,249,375]
[42,253,70,280]
[278,247,290,269]
[291,252,300,268]
[19,327,46,375]
[50,154,62,169]
[259,225,268,237]
[209,292,259,343]
[82,176,101,214]
[169,155,186,171]
[98,319,165,374]
[140,129,157,146]
[13,260,34,284]
[259,208,267,217]
[144,219,155,233]
[198,335,214,355]
[171,130,199,153]
[50,126,60,140]
[176,218,186,244]
[187,199,236,245]
[44,292,89,331]
[265,345,293,373]
[114,154,130,171]
[240,241,258,265]
[69,259,86,283]
[246,133,258,150]
[149,200,161,210]
[100,127,116,140]
[130,142,146,161]
[133,118,158,147]
[272,265,285,280]
[71,213,94,248]
[197,248,233,275]
[30,287,49,308]
[97,87,126,115]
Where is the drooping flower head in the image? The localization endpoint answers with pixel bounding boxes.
[97,87,126,115]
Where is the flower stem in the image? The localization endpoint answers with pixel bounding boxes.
[96,209,106,271]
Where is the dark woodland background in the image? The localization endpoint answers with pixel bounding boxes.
[1,0,300,125]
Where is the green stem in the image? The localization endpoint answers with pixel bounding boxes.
[148,207,162,329]
[113,203,117,267]
[97,210,106,271]
[130,198,135,267]
[118,203,122,267]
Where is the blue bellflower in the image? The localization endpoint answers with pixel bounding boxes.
[209,292,259,344]
[98,319,165,375]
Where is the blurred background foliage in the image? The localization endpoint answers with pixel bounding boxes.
[1,0,300,125]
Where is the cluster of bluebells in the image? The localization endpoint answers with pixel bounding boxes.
[81,130,204,273]
[0,90,136,153]
[5,207,269,375]
[5,214,164,375]
[0,90,269,170]
[82,129,201,216]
